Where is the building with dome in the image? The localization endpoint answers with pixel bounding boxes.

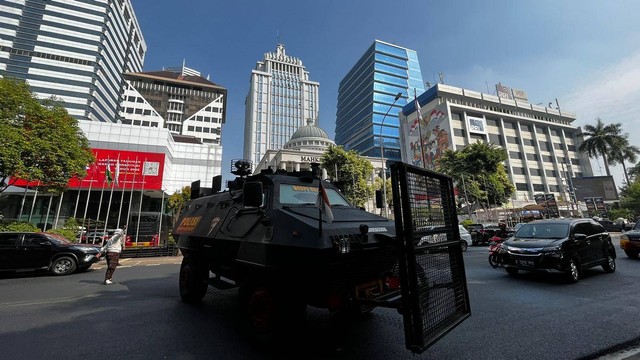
[253,119,385,213]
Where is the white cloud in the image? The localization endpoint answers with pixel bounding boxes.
[563,51,640,185]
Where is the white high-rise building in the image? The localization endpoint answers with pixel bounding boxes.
[243,44,320,166]
[0,0,146,123]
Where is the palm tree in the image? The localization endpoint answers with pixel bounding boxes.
[629,162,640,183]
[608,136,640,185]
[578,118,624,176]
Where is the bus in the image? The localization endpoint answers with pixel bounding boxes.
[126,212,172,247]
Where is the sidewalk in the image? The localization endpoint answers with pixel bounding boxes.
[93,254,183,269]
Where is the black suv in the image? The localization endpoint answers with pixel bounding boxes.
[498,218,616,283]
[0,232,100,275]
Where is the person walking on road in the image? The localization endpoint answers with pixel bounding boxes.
[96,227,126,284]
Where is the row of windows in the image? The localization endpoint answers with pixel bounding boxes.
[449,97,571,126]
[124,107,153,116]
[0,45,93,66]
[516,183,562,192]
[120,119,158,127]
[131,80,220,99]
[193,115,220,124]
[186,126,221,134]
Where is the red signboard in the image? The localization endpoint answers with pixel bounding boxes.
[13,149,165,190]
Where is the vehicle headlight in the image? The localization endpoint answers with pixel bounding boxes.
[543,245,562,256]
[71,246,93,253]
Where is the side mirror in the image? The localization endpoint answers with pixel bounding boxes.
[243,181,263,207]
[574,233,587,241]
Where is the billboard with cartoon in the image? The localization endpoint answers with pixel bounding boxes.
[400,102,451,170]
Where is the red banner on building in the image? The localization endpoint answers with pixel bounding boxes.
[13,149,165,190]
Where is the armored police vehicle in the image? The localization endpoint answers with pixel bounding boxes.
[174,160,470,353]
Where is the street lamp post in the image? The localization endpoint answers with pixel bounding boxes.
[380,92,403,218]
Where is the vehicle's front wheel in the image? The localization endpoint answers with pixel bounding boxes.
[460,241,468,252]
[624,250,639,259]
[489,253,500,268]
[602,253,616,273]
[179,255,209,303]
[51,256,77,275]
[566,259,580,283]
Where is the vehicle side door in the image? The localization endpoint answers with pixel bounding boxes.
[0,233,21,270]
[588,220,609,262]
[20,234,54,269]
[572,222,596,264]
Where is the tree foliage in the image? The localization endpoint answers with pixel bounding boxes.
[321,145,374,207]
[167,186,191,226]
[620,180,640,219]
[578,118,626,177]
[436,141,514,209]
[0,78,94,193]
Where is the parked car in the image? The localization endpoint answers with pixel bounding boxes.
[467,223,501,245]
[82,229,117,245]
[459,225,472,252]
[498,218,616,283]
[596,219,623,232]
[0,232,101,275]
[619,220,640,258]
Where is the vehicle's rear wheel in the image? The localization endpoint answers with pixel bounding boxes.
[602,253,616,273]
[51,256,77,276]
[624,250,639,259]
[179,255,209,303]
[460,241,468,252]
[566,259,580,283]
[505,267,519,276]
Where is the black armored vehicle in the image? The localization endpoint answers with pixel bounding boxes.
[174,161,399,328]
[174,160,470,353]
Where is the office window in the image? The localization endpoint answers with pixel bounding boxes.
[503,122,515,129]
[523,138,534,146]
[530,168,542,176]
[546,169,557,177]
[509,151,522,159]
[526,153,539,161]
[516,183,529,191]
[506,136,518,144]
[533,184,545,192]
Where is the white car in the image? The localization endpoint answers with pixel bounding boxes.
[459,225,472,251]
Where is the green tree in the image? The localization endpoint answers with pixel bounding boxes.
[167,186,191,226]
[628,162,640,183]
[436,141,514,209]
[607,136,640,186]
[578,118,626,177]
[620,180,640,219]
[47,217,80,241]
[0,78,94,193]
[321,145,374,207]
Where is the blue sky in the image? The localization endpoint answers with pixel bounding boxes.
[131,0,640,186]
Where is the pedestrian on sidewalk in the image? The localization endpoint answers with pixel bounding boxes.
[96,226,126,284]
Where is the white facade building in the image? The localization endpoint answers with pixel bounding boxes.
[400,83,594,208]
[244,44,320,166]
[0,0,146,123]
[79,121,222,194]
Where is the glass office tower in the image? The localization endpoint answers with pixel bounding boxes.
[335,40,424,161]
[0,0,146,123]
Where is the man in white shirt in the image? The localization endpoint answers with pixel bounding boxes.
[96,227,126,284]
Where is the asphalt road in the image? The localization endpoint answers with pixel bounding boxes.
[0,235,639,360]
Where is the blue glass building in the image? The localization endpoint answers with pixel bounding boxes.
[335,40,424,161]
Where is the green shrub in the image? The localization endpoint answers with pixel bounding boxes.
[0,221,39,232]
[460,219,475,229]
[45,217,81,242]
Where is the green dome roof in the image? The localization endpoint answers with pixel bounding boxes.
[290,119,329,140]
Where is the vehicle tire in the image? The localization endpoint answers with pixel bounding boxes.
[179,255,209,304]
[602,253,616,273]
[489,253,500,268]
[50,256,77,276]
[624,250,639,259]
[505,267,519,276]
[461,241,468,252]
[566,259,580,283]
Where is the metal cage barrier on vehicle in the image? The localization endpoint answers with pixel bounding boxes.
[390,162,471,354]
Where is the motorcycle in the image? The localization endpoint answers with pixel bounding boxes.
[488,231,513,268]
